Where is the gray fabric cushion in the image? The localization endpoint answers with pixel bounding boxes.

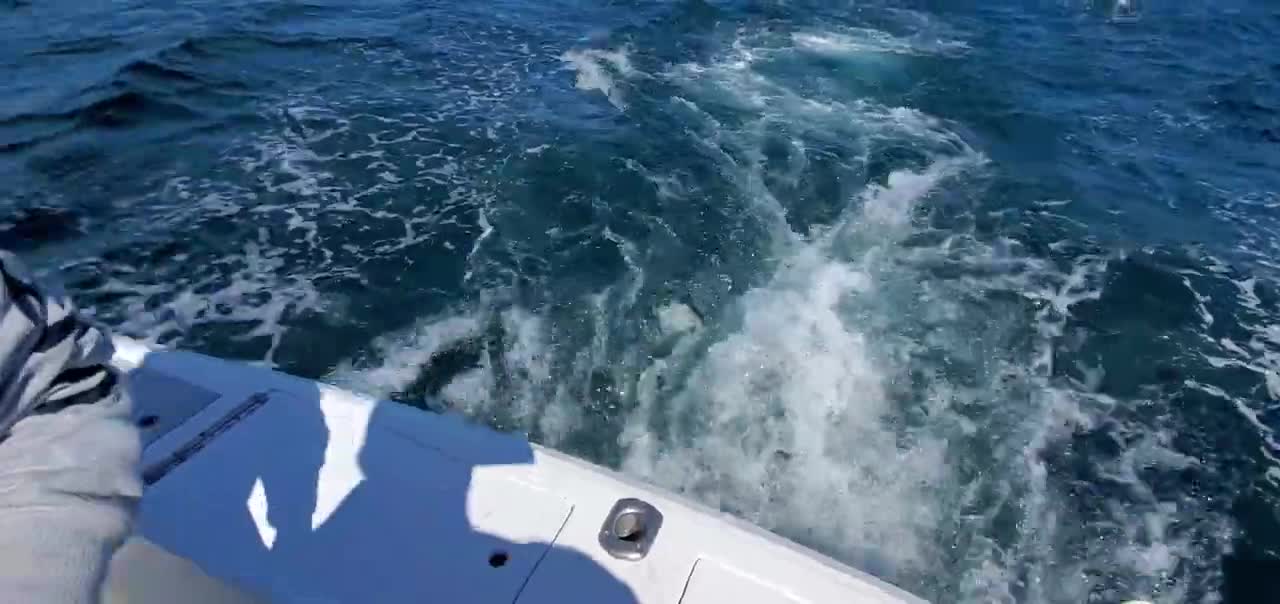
[0,251,142,603]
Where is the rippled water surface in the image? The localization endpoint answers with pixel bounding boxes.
[3,1,1279,602]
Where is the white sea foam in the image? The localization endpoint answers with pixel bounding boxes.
[560,47,634,109]
[793,29,917,56]
[327,305,584,442]
[792,27,969,58]
[329,314,482,397]
[77,229,327,368]
[619,154,975,579]
[656,302,701,336]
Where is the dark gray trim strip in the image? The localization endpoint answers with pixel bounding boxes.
[143,391,271,485]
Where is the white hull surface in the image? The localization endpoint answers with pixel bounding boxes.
[112,337,926,604]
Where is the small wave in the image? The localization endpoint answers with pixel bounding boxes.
[0,49,218,149]
[0,126,70,153]
[0,88,199,133]
[119,58,204,85]
[25,34,126,58]
[75,88,200,128]
[0,204,84,250]
[4,30,341,152]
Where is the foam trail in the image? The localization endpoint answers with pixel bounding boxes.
[621,158,971,578]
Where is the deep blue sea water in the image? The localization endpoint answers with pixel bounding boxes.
[3,1,1279,602]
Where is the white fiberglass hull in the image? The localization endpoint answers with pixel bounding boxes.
[112,337,925,604]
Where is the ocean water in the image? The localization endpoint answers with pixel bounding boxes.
[3,0,1279,601]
